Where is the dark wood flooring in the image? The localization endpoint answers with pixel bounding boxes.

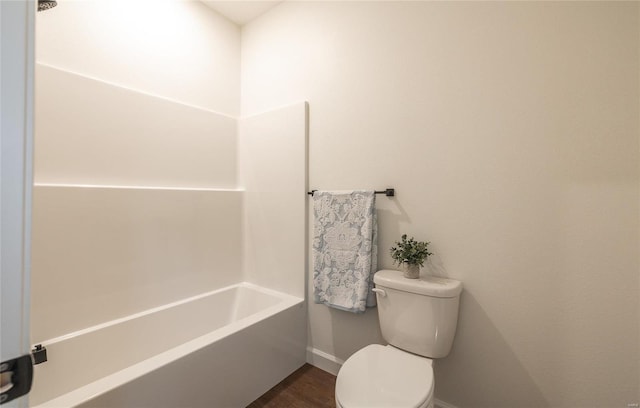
[247,364,336,408]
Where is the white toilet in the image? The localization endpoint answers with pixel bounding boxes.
[335,269,463,408]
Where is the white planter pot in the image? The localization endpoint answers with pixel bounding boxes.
[401,263,420,279]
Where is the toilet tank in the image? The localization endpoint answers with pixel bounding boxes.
[373,270,463,358]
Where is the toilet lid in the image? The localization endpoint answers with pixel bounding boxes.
[336,344,434,408]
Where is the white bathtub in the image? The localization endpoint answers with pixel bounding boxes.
[30,283,306,407]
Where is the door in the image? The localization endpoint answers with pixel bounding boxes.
[1,0,36,406]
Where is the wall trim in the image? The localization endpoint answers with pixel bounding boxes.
[305,347,344,376]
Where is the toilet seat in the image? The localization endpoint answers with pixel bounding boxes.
[335,344,434,408]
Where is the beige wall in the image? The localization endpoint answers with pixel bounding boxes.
[242,2,640,407]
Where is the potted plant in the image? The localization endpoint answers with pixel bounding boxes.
[390,234,433,279]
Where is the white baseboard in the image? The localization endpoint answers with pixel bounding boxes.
[434,398,458,408]
[306,347,457,408]
[306,347,344,376]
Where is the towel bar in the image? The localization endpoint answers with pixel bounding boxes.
[307,188,394,197]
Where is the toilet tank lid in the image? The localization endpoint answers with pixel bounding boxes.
[374,270,462,298]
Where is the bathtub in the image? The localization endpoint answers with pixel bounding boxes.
[30,283,306,407]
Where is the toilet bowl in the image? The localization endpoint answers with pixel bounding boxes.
[334,270,462,408]
[335,344,434,408]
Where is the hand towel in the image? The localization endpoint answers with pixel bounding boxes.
[313,190,378,313]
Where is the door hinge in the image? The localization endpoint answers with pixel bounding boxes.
[0,354,33,404]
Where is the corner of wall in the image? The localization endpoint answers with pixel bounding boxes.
[306,347,343,376]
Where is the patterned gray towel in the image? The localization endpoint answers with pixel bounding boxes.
[313,191,377,313]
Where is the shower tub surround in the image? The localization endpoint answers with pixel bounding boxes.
[31,283,305,407]
[31,61,308,407]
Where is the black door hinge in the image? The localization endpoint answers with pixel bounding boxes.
[0,354,33,404]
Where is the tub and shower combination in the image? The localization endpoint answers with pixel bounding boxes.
[31,61,308,407]
[31,283,305,407]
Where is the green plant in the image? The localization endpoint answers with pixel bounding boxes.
[390,234,432,266]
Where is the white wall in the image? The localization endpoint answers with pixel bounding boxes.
[32,0,244,342]
[36,0,239,115]
[35,0,241,187]
[35,64,237,187]
[242,2,640,407]
[239,102,308,299]
[32,1,309,349]
[31,186,242,343]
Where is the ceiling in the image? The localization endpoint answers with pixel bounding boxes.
[200,1,282,26]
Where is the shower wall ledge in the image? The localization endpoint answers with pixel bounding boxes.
[34,183,244,193]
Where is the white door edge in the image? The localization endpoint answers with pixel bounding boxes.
[1,0,36,406]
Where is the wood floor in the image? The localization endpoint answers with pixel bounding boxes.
[247,364,337,408]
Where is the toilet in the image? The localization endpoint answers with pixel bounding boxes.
[335,269,463,408]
